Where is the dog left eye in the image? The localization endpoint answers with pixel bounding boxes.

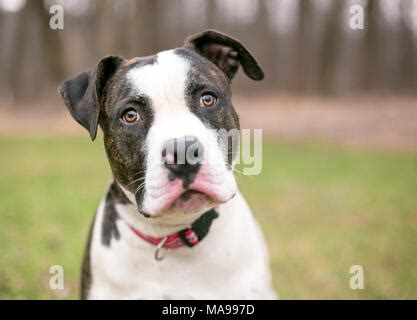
[200,93,217,108]
[121,109,140,123]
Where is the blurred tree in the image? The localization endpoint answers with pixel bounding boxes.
[399,0,417,92]
[317,0,344,94]
[360,0,380,92]
[3,0,64,101]
[0,0,416,105]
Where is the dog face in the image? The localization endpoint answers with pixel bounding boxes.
[59,30,263,220]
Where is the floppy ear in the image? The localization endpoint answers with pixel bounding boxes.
[185,30,264,81]
[58,56,124,140]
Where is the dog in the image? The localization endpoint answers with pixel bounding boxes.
[58,30,276,299]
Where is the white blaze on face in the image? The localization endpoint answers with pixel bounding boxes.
[126,50,237,217]
[127,50,190,115]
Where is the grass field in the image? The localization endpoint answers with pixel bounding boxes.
[0,135,416,299]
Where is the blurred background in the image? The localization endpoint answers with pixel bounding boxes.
[0,0,416,299]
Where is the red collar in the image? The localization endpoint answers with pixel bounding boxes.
[126,209,219,260]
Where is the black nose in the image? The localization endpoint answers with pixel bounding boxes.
[162,136,204,180]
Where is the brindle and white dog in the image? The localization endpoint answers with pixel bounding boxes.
[58,30,276,299]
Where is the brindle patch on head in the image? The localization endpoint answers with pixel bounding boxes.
[176,48,240,165]
[97,56,157,205]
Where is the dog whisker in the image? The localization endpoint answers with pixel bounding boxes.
[132,170,147,178]
[134,181,146,195]
[126,176,146,187]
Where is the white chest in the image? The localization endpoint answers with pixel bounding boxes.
[88,193,276,299]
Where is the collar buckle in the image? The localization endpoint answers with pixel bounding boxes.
[154,236,169,261]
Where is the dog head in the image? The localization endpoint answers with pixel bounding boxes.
[58,30,263,222]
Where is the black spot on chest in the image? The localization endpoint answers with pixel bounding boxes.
[80,214,95,299]
[101,182,131,247]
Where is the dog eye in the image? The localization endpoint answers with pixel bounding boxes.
[121,109,140,123]
[200,93,217,108]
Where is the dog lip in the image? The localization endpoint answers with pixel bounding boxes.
[187,182,227,204]
[139,209,152,218]
[144,179,229,217]
[147,187,186,217]
[166,188,212,209]
[179,190,204,201]
[149,189,216,217]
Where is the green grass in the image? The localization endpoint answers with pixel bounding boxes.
[0,135,416,299]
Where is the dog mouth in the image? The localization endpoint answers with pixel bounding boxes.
[140,174,235,217]
[179,190,204,201]
[171,189,212,212]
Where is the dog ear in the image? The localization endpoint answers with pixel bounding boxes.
[185,30,264,81]
[58,56,124,140]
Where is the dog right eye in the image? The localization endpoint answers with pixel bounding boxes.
[121,109,140,123]
[199,93,218,108]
